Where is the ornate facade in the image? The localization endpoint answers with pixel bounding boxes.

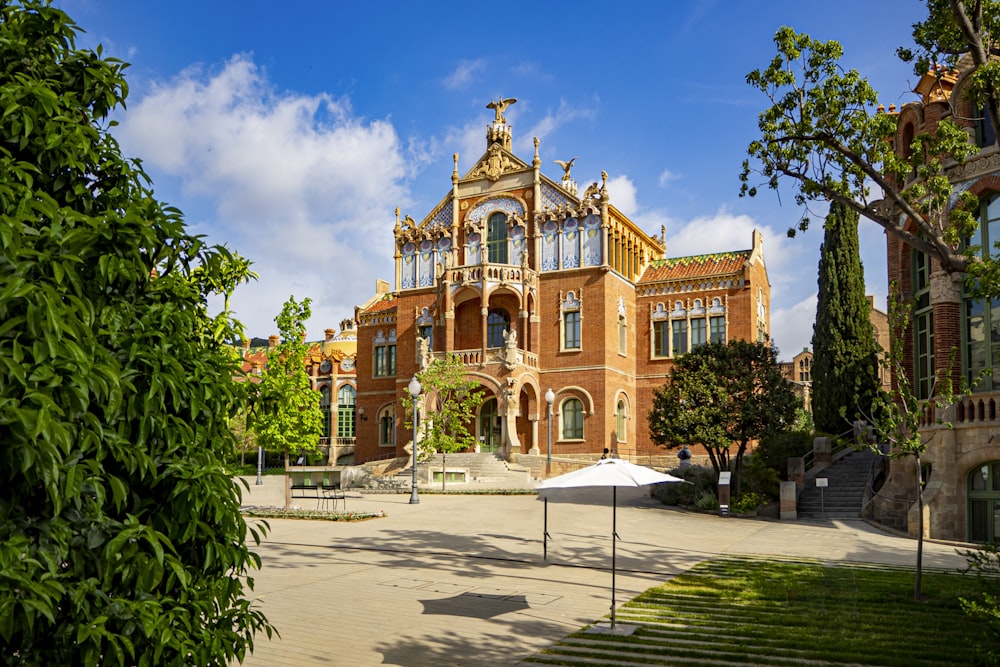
[882,58,1000,541]
[353,100,771,465]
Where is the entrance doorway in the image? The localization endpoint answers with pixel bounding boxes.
[479,398,501,453]
[969,462,1000,542]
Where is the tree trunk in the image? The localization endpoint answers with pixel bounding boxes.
[441,451,446,491]
[284,451,291,510]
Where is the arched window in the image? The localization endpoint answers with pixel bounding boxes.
[969,462,1000,542]
[561,398,584,440]
[487,309,510,348]
[378,405,395,447]
[486,212,509,264]
[616,399,627,442]
[319,385,332,439]
[337,385,356,439]
[965,195,1000,391]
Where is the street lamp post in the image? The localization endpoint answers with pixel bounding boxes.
[256,445,264,485]
[408,376,422,504]
[545,388,555,474]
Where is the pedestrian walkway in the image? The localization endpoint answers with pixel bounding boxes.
[235,477,970,666]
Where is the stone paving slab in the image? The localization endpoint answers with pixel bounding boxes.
[235,477,970,666]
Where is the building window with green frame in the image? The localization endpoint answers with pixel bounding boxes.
[560,291,582,351]
[336,384,356,439]
[969,462,1000,542]
[561,397,584,440]
[319,385,332,439]
[965,194,1000,391]
[486,212,509,264]
[913,247,934,399]
[672,319,688,356]
[615,399,627,442]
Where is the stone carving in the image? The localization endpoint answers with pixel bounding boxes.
[470,142,514,181]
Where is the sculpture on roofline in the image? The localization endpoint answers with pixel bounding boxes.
[487,96,517,125]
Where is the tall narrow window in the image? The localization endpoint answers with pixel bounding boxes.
[561,398,584,440]
[653,320,669,357]
[618,315,627,355]
[374,343,397,377]
[691,318,707,348]
[672,320,688,356]
[616,399,627,442]
[563,310,581,349]
[965,195,1000,391]
[486,212,508,264]
[337,385,356,439]
[378,406,395,446]
[487,309,510,348]
[913,248,934,399]
[560,291,582,352]
[977,105,996,149]
[319,386,332,439]
[710,315,726,344]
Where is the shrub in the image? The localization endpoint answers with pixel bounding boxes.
[959,543,1000,665]
[652,465,715,506]
[732,492,768,514]
[694,490,720,511]
[739,454,781,499]
[755,429,814,478]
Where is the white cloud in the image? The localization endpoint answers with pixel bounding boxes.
[771,293,818,360]
[515,96,599,155]
[117,54,410,339]
[657,168,680,187]
[442,59,486,90]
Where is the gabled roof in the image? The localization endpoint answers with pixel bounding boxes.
[639,250,750,283]
[363,293,397,314]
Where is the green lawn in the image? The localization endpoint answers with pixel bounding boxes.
[527,557,993,666]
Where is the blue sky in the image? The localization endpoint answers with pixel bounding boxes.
[58,1,928,360]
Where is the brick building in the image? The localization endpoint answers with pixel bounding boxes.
[882,58,1000,541]
[351,100,772,467]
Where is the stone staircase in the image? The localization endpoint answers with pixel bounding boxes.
[797,449,878,519]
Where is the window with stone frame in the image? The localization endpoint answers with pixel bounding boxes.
[965,194,1000,391]
[373,330,397,377]
[319,385,332,439]
[487,309,510,348]
[616,399,627,442]
[486,212,508,264]
[560,397,584,440]
[560,291,582,351]
[913,247,934,400]
[337,384,356,439]
[378,406,395,446]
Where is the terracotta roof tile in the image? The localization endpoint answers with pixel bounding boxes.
[363,293,397,314]
[639,250,750,283]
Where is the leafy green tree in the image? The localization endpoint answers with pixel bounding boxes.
[0,1,272,663]
[648,341,799,494]
[741,11,989,290]
[402,354,484,490]
[252,296,324,506]
[812,201,883,434]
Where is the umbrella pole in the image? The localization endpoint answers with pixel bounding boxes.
[611,486,617,631]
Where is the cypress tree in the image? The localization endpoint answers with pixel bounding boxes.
[811,201,882,434]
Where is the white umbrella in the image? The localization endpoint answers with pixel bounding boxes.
[537,458,685,630]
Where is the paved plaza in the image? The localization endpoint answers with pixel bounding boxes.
[236,477,970,666]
